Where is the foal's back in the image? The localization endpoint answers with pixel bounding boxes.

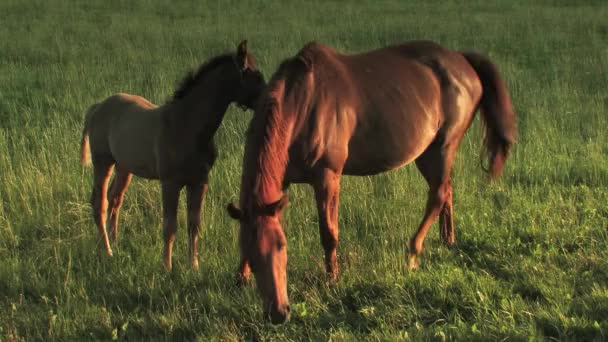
[87,93,163,179]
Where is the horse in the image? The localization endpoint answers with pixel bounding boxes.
[80,40,266,271]
[227,40,517,323]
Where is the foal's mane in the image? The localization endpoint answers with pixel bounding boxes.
[170,53,234,102]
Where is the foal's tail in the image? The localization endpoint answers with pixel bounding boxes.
[462,52,517,180]
[80,104,97,167]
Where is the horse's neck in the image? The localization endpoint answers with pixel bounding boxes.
[250,103,295,206]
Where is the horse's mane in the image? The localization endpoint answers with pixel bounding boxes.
[170,53,234,102]
[243,57,313,206]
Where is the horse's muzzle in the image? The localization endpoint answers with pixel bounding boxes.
[266,303,291,324]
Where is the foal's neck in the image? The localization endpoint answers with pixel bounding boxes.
[171,69,237,142]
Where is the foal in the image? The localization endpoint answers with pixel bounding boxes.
[81,41,265,271]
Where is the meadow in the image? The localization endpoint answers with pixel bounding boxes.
[1,0,607,340]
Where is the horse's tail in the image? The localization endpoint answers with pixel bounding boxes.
[80,104,97,167]
[462,52,517,180]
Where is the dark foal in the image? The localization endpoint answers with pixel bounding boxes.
[81,41,265,270]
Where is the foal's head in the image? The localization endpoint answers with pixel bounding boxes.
[232,40,266,110]
[171,40,265,111]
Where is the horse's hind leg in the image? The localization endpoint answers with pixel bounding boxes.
[108,168,132,243]
[186,181,208,272]
[161,180,182,271]
[408,140,456,270]
[439,182,455,247]
[91,160,114,256]
[313,169,342,281]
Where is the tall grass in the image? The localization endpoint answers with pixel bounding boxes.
[0,0,607,340]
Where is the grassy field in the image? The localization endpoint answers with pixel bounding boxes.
[1,0,607,340]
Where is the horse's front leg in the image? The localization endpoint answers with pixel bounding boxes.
[313,169,342,282]
[186,181,208,272]
[161,180,182,271]
[236,257,252,287]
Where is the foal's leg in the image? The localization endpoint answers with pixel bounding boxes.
[408,142,455,270]
[91,162,114,256]
[313,169,342,281]
[162,180,182,271]
[108,168,132,243]
[186,181,208,271]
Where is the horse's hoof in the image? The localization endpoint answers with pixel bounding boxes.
[441,233,456,248]
[107,249,113,257]
[443,240,456,248]
[408,255,420,271]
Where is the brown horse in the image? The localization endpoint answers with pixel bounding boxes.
[227,40,516,323]
[81,41,265,271]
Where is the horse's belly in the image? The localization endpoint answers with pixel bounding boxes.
[343,116,438,176]
[343,144,428,176]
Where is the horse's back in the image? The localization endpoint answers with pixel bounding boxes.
[291,41,482,176]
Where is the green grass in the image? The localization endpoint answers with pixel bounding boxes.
[1,0,608,340]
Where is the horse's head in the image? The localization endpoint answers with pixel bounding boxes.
[227,196,290,324]
[232,40,266,110]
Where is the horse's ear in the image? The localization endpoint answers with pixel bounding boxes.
[227,203,244,221]
[236,40,249,70]
[263,195,289,216]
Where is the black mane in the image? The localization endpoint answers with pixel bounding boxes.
[170,53,234,102]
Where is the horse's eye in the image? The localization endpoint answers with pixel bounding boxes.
[276,240,285,251]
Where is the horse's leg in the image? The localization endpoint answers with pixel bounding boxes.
[313,169,342,281]
[91,161,114,256]
[439,179,455,247]
[108,168,132,243]
[408,142,455,270]
[161,180,182,271]
[236,258,252,287]
[186,181,208,272]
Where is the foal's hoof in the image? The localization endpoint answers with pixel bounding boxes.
[163,261,173,272]
[408,255,420,271]
[236,272,252,288]
[326,270,340,285]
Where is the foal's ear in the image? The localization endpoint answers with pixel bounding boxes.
[227,203,244,221]
[264,195,289,216]
[235,40,249,70]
